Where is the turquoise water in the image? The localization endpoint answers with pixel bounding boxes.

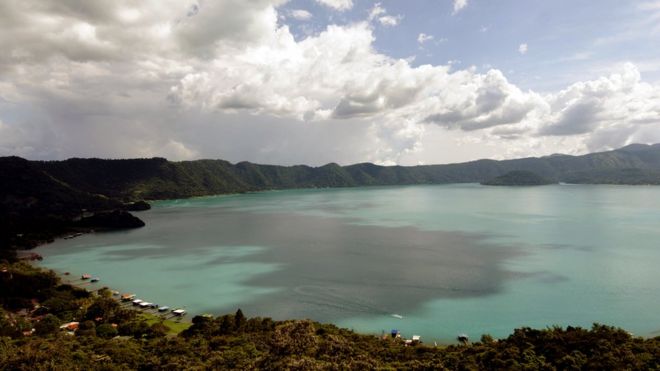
[35,184,660,342]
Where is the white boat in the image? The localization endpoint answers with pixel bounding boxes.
[172,309,187,316]
[132,299,143,306]
[158,306,170,312]
[391,314,403,319]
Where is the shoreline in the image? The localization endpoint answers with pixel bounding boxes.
[23,185,660,343]
[31,257,455,344]
[33,262,193,333]
[32,257,660,344]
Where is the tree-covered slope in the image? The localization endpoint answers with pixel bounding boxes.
[2,143,660,252]
[27,143,660,202]
[482,170,556,186]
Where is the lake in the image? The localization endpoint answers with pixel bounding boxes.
[35,184,660,342]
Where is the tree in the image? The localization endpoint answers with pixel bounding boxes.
[76,320,96,337]
[97,288,113,298]
[480,334,495,344]
[218,314,234,335]
[84,297,120,322]
[272,320,319,356]
[235,309,246,330]
[148,322,169,338]
[96,323,118,339]
[35,314,60,336]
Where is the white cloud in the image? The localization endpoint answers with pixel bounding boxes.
[519,43,528,55]
[368,3,401,27]
[418,33,434,44]
[378,15,400,27]
[314,0,353,11]
[1,0,660,165]
[368,3,386,21]
[453,0,468,15]
[290,9,312,21]
[539,63,660,141]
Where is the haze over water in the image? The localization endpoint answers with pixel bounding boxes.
[36,184,660,342]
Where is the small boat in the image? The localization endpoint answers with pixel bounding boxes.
[90,277,100,283]
[172,309,187,316]
[132,299,143,306]
[457,334,469,343]
[158,306,170,312]
[121,294,136,301]
[139,302,152,308]
[149,303,159,309]
[391,314,403,319]
[112,291,119,296]
[81,274,92,280]
[64,272,70,276]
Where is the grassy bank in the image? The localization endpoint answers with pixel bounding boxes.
[137,312,190,335]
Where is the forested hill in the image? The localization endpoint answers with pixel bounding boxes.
[18,143,660,201]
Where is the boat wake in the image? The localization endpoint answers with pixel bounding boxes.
[293,285,392,316]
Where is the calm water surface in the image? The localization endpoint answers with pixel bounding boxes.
[35,184,660,341]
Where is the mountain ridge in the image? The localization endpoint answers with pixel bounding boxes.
[9,143,660,201]
[2,143,660,253]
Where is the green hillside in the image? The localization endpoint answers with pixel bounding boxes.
[482,170,557,186]
[2,144,660,253]
[29,143,660,201]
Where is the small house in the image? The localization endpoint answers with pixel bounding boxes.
[60,322,79,331]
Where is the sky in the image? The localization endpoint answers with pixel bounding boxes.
[1,0,660,166]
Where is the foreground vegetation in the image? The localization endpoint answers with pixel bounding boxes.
[1,262,659,370]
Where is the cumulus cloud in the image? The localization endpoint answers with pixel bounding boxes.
[423,69,545,131]
[314,0,353,11]
[368,3,386,20]
[1,0,659,165]
[519,43,528,55]
[378,15,401,27]
[290,9,313,21]
[418,33,434,44]
[368,3,401,27]
[453,0,468,15]
[539,63,660,142]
